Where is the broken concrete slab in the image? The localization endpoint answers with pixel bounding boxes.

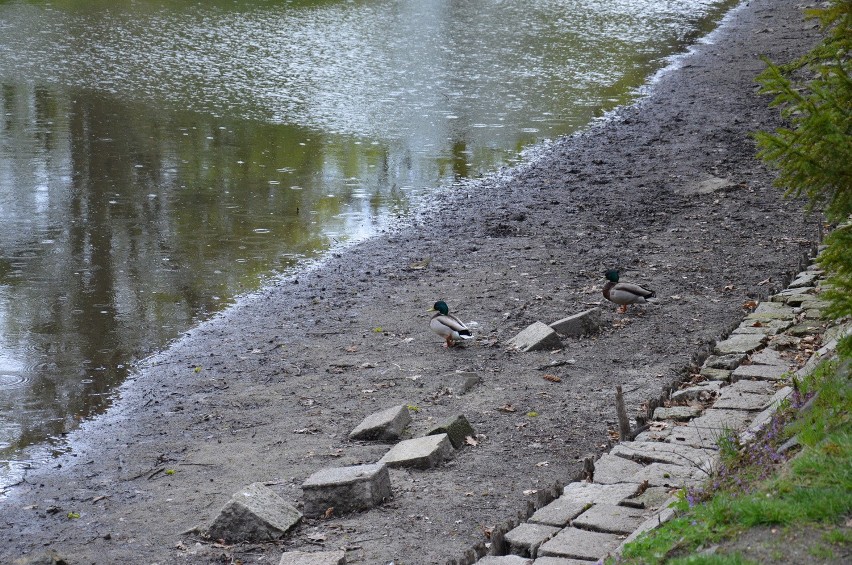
[301,463,391,517]
[504,522,561,558]
[348,404,411,442]
[443,371,481,395]
[666,409,754,449]
[592,453,644,485]
[699,367,731,381]
[670,381,722,402]
[622,486,673,510]
[749,348,789,366]
[530,558,594,565]
[561,482,640,506]
[507,321,563,352]
[475,556,532,565]
[614,503,678,555]
[610,441,715,467]
[278,550,346,565]
[538,527,622,560]
[572,503,648,534]
[702,353,748,370]
[628,462,709,488]
[206,482,302,543]
[739,387,794,443]
[731,363,790,382]
[528,497,588,527]
[549,308,601,337]
[426,414,475,448]
[714,334,767,355]
[378,433,453,469]
[653,406,703,421]
[713,389,775,411]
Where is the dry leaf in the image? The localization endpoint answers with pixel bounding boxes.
[543,374,562,383]
[465,436,478,446]
[523,489,538,496]
[535,461,549,467]
[345,345,359,353]
[323,507,334,519]
[742,300,759,311]
[757,277,771,286]
[482,527,493,539]
[498,404,516,413]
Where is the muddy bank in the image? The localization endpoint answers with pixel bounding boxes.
[2,0,824,563]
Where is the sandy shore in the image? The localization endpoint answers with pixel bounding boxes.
[2,1,826,563]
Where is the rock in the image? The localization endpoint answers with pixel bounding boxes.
[475,557,533,565]
[528,498,588,527]
[770,286,814,303]
[714,334,767,355]
[504,522,561,558]
[610,441,715,467]
[702,353,747,370]
[302,463,391,517]
[653,406,702,421]
[788,322,824,337]
[622,486,672,510]
[751,302,796,319]
[699,367,731,381]
[279,550,346,565]
[592,453,644,485]
[670,381,722,402]
[426,414,476,448]
[788,271,819,288]
[561,482,640,505]
[12,551,69,565]
[749,348,787,366]
[443,371,481,395]
[378,433,453,469]
[572,503,648,534]
[538,527,622,560]
[731,363,790,382]
[348,404,411,442]
[206,482,302,543]
[507,322,563,352]
[549,308,601,337]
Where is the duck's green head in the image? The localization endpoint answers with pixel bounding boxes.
[605,269,620,283]
[431,300,450,315]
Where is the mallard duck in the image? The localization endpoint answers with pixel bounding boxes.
[429,301,473,347]
[602,270,658,313]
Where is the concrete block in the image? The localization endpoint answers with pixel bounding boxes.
[572,503,648,534]
[549,308,601,337]
[621,486,672,510]
[206,483,302,543]
[592,453,644,485]
[301,463,391,516]
[731,363,790,382]
[349,405,411,442]
[528,497,588,527]
[653,406,702,421]
[426,414,476,448]
[475,557,532,565]
[739,387,793,443]
[444,371,481,395]
[507,322,563,352]
[279,550,346,565]
[538,527,621,560]
[614,501,678,554]
[788,272,819,288]
[670,381,722,402]
[752,302,796,319]
[629,462,708,488]
[699,367,731,381]
[378,433,452,469]
[702,353,747,370]
[666,409,754,449]
[504,522,561,558]
[610,441,715,468]
[714,334,767,355]
[713,386,775,411]
[561,482,639,506]
[749,348,788,366]
[529,558,594,565]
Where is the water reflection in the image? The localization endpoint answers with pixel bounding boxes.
[0,0,737,488]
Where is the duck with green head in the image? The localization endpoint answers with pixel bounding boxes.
[429,301,473,347]
[602,269,658,313]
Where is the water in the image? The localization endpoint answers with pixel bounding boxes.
[0,0,738,489]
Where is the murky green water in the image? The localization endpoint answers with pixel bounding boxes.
[0,0,738,488]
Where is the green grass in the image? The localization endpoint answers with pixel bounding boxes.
[610,359,852,564]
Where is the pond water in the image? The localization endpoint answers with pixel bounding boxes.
[0,0,737,489]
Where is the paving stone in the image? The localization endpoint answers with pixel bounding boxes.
[713,385,775,411]
[670,381,722,402]
[726,379,777,394]
[699,367,731,381]
[508,322,563,352]
[561,482,640,505]
[749,348,788,366]
[714,334,767,355]
[549,308,601,337]
[788,322,824,337]
[633,426,672,442]
[528,497,588,527]
[702,353,748,370]
[751,302,797,319]
[279,550,345,565]
[614,503,678,554]
[206,482,302,543]
[790,295,829,309]
[610,441,715,467]
[770,286,815,303]
[653,406,702,421]
[476,557,533,565]
[301,463,391,516]
[530,558,594,565]
[538,527,621,560]
[666,409,754,449]
[444,371,481,395]
[572,503,648,534]
[628,462,709,488]
[788,272,819,288]
[740,387,794,444]
[731,363,790,382]
[592,453,644,485]
[505,523,562,558]
[622,486,673,510]
[769,334,801,350]
[378,433,452,469]
[348,405,411,442]
[426,414,476,448]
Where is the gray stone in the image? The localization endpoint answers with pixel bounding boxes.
[348,404,411,442]
[538,527,622,560]
[666,409,754,449]
[528,497,588,527]
[549,308,601,337]
[713,388,774,411]
[714,334,767,355]
[628,462,709,488]
[703,353,747,370]
[788,322,824,337]
[475,557,532,565]
[508,322,563,352]
[788,272,819,288]
[572,503,648,534]
[731,363,790,382]
[610,441,715,468]
[670,380,722,402]
[444,371,481,395]
[622,486,673,510]
[653,406,702,421]
[301,463,391,516]
[726,379,776,394]
[770,286,815,303]
[206,482,302,543]
[561,482,639,505]
[614,503,678,554]
[749,348,788,366]
[699,367,731,381]
[592,453,644,485]
[739,387,793,444]
[279,550,346,565]
[769,334,801,350]
[530,558,594,565]
[426,414,476,448]
[504,522,561,558]
[378,433,452,469]
[752,302,797,319]
[688,175,735,194]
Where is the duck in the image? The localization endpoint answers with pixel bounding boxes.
[429,301,473,347]
[602,269,658,313]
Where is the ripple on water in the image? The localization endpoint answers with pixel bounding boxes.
[0,374,28,390]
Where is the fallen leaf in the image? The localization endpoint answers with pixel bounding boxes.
[724,284,735,291]
[742,300,759,311]
[345,345,359,353]
[482,527,493,539]
[323,507,334,519]
[498,404,516,413]
[757,277,771,286]
[465,436,478,446]
[543,374,562,383]
[535,461,549,467]
[523,489,538,496]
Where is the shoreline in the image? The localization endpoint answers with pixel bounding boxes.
[2,1,827,563]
